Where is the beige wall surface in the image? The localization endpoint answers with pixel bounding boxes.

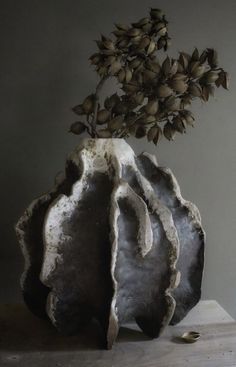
[0,0,235,318]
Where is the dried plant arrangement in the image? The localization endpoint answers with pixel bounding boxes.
[70,8,228,144]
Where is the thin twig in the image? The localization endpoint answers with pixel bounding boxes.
[91,75,109,137]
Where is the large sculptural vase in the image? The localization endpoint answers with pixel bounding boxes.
[16,138,205,349]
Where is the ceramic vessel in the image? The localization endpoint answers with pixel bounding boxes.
[16,138,205,349]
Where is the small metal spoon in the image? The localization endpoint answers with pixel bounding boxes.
[181,331,200,343]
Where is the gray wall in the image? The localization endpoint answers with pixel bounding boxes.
[1,0,236,318]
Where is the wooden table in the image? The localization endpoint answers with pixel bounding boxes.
[0,301,235,366]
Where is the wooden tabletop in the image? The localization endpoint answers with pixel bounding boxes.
[0,300,235,366]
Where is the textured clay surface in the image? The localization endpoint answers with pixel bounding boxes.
[16,138,205,349]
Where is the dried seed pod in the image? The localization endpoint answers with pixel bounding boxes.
[147,126,158,141]
[172,115,186,133]
[163,122,175,140]
[69,121,87,135]
[201,86,210,101]
[103,56,117,67]
[72,104,85,116]
[162,56,171,75]
[129,57,143,70]
[179,52,190,70]
[143,69,157,82]
[82,94,95,114]
[191,65,205,79]
[97,109,110,124]
[206,84,215,96]
[215,71,229,89]
[165,96,181,111]
[97,129,112,138]
[146,115,157,123]
[180,110,195,126]
[97,66,107,77]
[125,68,133,83]
[180,95,192,109]
[191,48,199,61]
[157,36,167,50]
[199,49,208,63]
[172,73,188,81]
[146,60,161,73]
[108,116,124,131]
[104,93,120,110]
[131,35,142,45]
[135,125,146,138]
[156,85,173,98]
[109,60,122,75]
[177,61,184,73]
[145,100,159,115]
[153,22,167,36]
[112,29,126,37]
[170,60,178,76]
[138,36,151,50]
[103,39,115,50]
[113,101,128,115]
[150,8,164,20]
[147,39,156,55]
[116,37,130,48]
[128,27,142,37]
[205,71,219,84]
[122,83,139,94]
[133,17,150,27]
[207,48,218,68]
[132,92,145,105]
[118,68,126,83]
[147,126,161,144]
[89,53,101,65]
[142,22,152,33]
[170,80,188,93]
[115,23,129,31]
[188,82,202,97]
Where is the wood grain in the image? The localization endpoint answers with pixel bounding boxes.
[0,301,235,367]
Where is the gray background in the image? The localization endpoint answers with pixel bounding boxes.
[1,0,236,318]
